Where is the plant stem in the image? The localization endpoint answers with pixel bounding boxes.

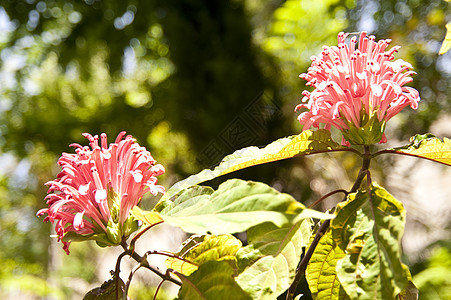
[153,279,166,300]
[286,146,371,300]
[123,264,142,300]
[129,221,164,254]
[120,240,182,286]
[307,189,348,209]
[115,251,128,300]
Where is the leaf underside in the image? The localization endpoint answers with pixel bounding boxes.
[236,220,312,300]
[331,184,409,300]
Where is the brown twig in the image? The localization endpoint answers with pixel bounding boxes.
[121,240,182,286]
[115,251,128,300]
[145,250,197,266]
[129,220,164,254]
[153,276,167,300]
[123,263,142,300]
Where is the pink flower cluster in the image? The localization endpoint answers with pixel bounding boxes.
[296,32,420,145]
[37,132,165,254]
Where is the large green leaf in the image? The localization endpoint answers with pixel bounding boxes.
[163,130,347,200]
[383,134,451,166]
[306,229,348,300]
[176,260,252,300]
[235,219,312,300]
[152,179,331,235]
[331,184,410,300]
[166,234,242,276]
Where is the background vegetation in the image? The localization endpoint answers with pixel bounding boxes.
[0,0,449,298]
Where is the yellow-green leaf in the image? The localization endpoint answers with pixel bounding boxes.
[306,229,349,300]
[385,135,451,166]
[223,129,345,174]
[176,260,251,300]
[131,207,163,226]
[439,23,451,55]
[166,234,242,276]
[163,130,347,200]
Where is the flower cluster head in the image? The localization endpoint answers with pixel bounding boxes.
[37,132,165,254]
[296,32,420,145]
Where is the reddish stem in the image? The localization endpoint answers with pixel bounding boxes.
[308,189,348,209]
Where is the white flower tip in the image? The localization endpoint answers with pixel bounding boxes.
[371,84,383,97]
[131,170,143,183]
[78,183,90,195]
[95,189,107,203]
[149,185,165,196]
[73,211,85,230]
[152,164,165,176]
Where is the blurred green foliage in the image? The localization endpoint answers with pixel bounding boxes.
[412,246,451,299]
[0,0,449,298]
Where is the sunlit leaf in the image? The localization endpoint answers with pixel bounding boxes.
[154,179,332,235]
[131,206,164,226]
[163,130,347,200]
[439,23,451,55]
[385,134,451,166]
[306,229,349,300]
[235,219,312,300]
[331,184,410,299]
[166,234,242,276]
[176,260,252,300]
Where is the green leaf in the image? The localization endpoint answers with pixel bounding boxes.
[306,229,349,300]
[176,260,252,300]
[166,234,242,276]
[385,134,451,166]
[163,130,347,200]
[331,184,410,300]
[439,23,451,55]
[62,231,96,243]
[412,246,451,299]
[155,179,331,235]
[235,219,312,299]
[62,231,116,248]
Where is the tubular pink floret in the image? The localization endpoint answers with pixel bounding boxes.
[37,132,165,254]
[296,32,420,144]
